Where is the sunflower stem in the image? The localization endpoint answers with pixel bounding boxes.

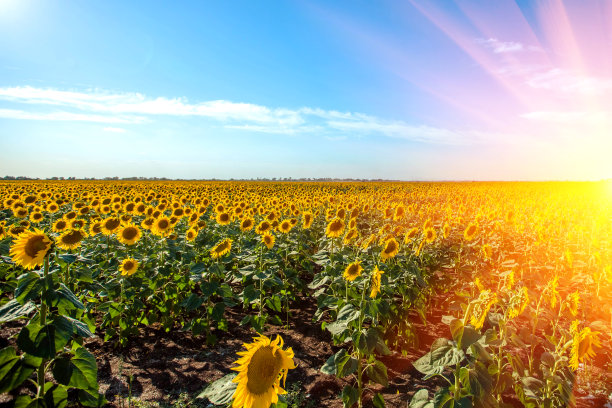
[36,255,50,399]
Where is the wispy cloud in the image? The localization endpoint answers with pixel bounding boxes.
[0,108,142,123]
[521,110,611,125]
[0,85,488,145]
[525,69,612,95]
[476,38,541,54]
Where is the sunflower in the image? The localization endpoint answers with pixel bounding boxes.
[9,225,27,238]
[380,237,399,261]
[567,291,580,317]
[393,205,405,221]
[469,290,497,330]
[57,229,87,250]
[216,212,232,226]
[13,207,28,218]
[403,227,418,244]
[326,217,345,238]
[89,221,102,236]
[481,244,492,260]
[10,228,53,269]
[52,219,69,233]
[255,221,272,235]
[46,202,59,213]
[117,223,142,246]
[277,219,292,234]
[151,216,172,237]
[100,217,122,236]
[185,227,198,242]
[361,233,377,250]
[240,218,254,232]
[231,334,296,408]
[262,232,275,250]
[570,326,601,370]
[211,238,232,259]
[120,258,139,276]
[424,227,436,244]
[141,217,155,231]
[442,223,450,239]
[508,286,529,319]
[29,211,44,223]
[343,261,363,282]
[343,228,359,246]
[302,212,313,229]
[0,224,5,240]
[370,266,384,298]
[463,223,478,241]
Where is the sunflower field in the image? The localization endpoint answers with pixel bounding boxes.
[0,180,610,408]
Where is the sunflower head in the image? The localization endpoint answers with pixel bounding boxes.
[120,258,139,276]
[216,212,232,226]
[211,238,232,259]
[231,335,296,408]
[186,227,198,242]
[326,217,345,238]
[343,261,363,282]
[380,237,399,261]
[278,220,292,234]
[57,229,87,250]
[240,218,254,232]
[424,227,436,244]
[464,223,479,241]
[370,266,384,298]
[262,232,275,250]
[101,217,122,235]
[117,224,142,246]
[10,229,53,270]
[302,212,313,229]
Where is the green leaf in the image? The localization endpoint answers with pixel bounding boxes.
[372,393,385,408]
[43,382,68,408]
[459,327,481,350]
[0,347,42,393]
[197,373,237,405]
[55,283,85,310]
[432,387,453,408]
[341,385,359,408]
[413,352,444,377]
[430,338,464,368]
[366,360,388,386]
[15,272,44,304]
[17,316,74,358]
[52,347,98,390]
[409,389,434,408]
[65,316,94,338]
[58,254,78,264]
[336,304,360,324]
[266,295,283,313]
[320,349,347,375]
[0,299,36,323]
[180,293,203,311]
[337,355,358,378]
[77,387,107,407]
[242,284,259,304]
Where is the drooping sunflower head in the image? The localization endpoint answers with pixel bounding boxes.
[211,238,232,259]
[57,229,87,250]
[89,221,102,236]
[10,229,53,270]
[120,258,139,276]
[343,228,359,246]
[370,266,384,298]
[326,217,345,238]
[380,237,399,261]
[424,227,436,244]
[463,223,478,242]
[117,224,142,246]
[343,261,363,282]
[302,212,313,229]
[262,232,275,250]
[240,218,254,232]
[231,334,296,408]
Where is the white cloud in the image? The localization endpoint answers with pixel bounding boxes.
[0,108,142,123]
[476,38,540,54]
[525,69,612,95]
[0,85,486,145]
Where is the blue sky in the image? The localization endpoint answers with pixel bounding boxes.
[1,0,610,180]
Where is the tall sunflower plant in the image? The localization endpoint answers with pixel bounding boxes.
[318,260,391,408]
[0,229,106,407]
